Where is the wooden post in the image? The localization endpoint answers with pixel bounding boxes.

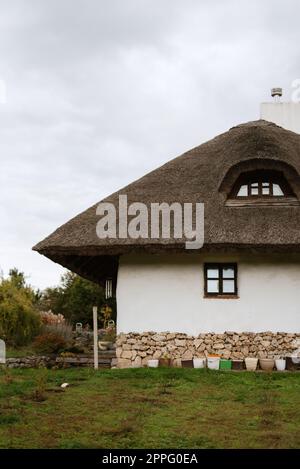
[93,306,98,370]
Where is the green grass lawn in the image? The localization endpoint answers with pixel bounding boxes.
[0,367,299,449]
[6,346,37,358]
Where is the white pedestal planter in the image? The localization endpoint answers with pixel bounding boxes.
[245,357,258,371]
[147,359,159,368]
[275,359,286,371]
[207,357,220,370]
[193,358,206,369]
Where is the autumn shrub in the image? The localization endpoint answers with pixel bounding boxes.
[33,321,73,354]
[33,332,67,354]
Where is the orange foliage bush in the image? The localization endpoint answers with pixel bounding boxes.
[33,332,67,354]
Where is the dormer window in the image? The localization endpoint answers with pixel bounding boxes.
[227,169,298,206]
[237,180,284,197]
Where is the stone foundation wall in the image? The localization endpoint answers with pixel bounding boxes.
[3,353,116,369]
[116,331,300,368]
[4,356,56,368]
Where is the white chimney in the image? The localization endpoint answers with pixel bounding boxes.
[260,87,300,134]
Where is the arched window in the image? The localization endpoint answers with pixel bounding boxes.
[231,170,293,199]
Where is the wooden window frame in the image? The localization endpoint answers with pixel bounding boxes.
[237,180,283,197]
[204,263,238,298]
[232,170,293,200]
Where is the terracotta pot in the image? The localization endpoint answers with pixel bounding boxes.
[259,358,275,371]
[159,358,171,367]
[245,357,258,371]
[181,359,194,368]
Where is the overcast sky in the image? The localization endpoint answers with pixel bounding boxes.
[0,0,299,289]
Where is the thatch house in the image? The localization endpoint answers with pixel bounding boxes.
[34,120,300,367]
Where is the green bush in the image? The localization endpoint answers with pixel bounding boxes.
[0,278,41,346]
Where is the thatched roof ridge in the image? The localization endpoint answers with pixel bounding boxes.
[33,120,300,281]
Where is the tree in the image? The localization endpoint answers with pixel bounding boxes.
[9,268,26,289]
[0,269,41,346]
[39,271,115,326]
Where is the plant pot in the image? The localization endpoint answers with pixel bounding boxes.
[207,357,220,370]
[181,359,194,368]
[286,356,300,371]
[219,359,232,370]
[193,358,206,369]
[259,358,275,371]
[232,360,245,371]
[292,356,300,365]
[147,359,159,368]
[275,359,286,371]
[245,357,258,371]
[98,341,111,351]
[159,358,171,367]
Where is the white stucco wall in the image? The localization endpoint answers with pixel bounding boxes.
[116,253,300,334]
[260,102,300,134]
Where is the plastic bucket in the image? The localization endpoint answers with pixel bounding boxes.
[207,357,220,370]
[181,359,194,368]
[275,359,286,371]
[147,359,159,368]
[193,358,206,369]
[219,359,232,370]
[232,360,244,370]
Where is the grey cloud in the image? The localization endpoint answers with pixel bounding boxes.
[0,0,299,288]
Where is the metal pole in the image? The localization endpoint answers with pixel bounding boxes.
[93,306,98,370]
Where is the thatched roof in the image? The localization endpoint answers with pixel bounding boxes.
[33,120,300,283]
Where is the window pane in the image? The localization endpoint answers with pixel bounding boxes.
[207,269,219,279]
[273,183,284,196]
[250,182,259,195]
[223,267,234,278]
[237,185,248,196]
[207,280,219,293]
[222,280,235,293]
[262,182,270,195]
